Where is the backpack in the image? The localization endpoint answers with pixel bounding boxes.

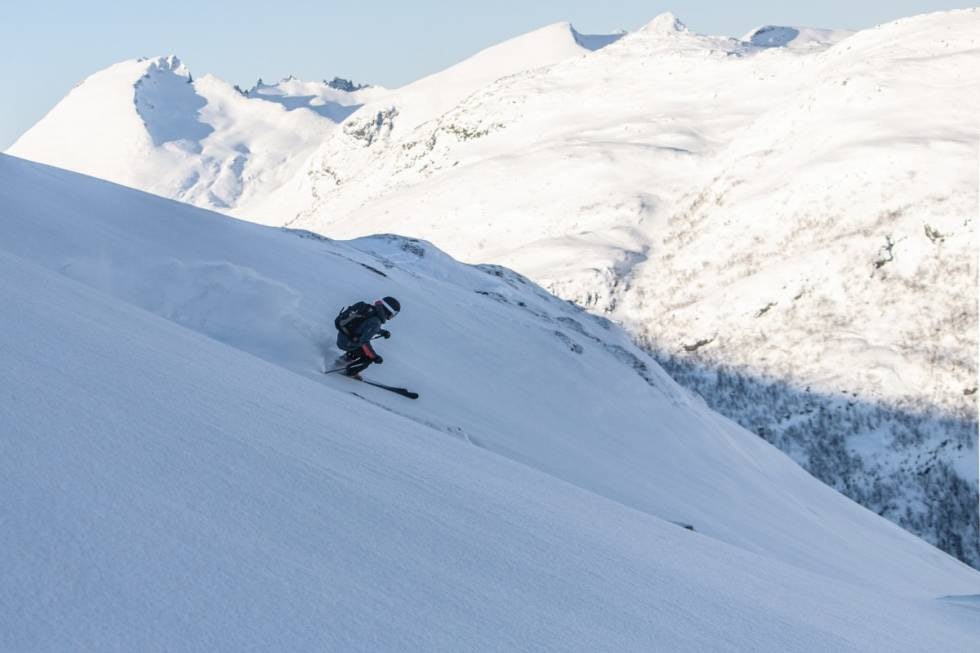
[335,301,375,337]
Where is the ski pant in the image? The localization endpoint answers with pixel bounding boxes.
[340,343,376,376]
[345,355,373,376]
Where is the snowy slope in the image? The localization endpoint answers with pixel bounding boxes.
[279,12,813,292]
[339,21,615,140]
[6,10,978,567]
[613,9,980,565]
[3,153,980,649]
[265,10,979,566]
[242,20,624,222]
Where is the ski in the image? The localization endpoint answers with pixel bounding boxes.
[322,366,418,399]
[356,378,419,400]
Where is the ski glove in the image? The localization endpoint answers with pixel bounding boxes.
[373,355,384,365]
[379,329,391,339]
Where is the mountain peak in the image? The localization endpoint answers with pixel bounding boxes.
[639,12,688,34]
[325,76,370,92]
[138,54,190,77]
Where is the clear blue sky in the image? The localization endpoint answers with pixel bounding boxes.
[1,0,972,149]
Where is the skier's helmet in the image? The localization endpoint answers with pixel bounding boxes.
[376,296,401,320]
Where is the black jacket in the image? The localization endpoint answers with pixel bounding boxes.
[336,303,387,355]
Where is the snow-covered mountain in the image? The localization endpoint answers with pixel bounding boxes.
[2,152,980,650]
[280,10,979,566]
[240,20,625,222]
[6,55,383,218]
[7,21,618,220]
[615,10,979,565]
[6,9,978,569]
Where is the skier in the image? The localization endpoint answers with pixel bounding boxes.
[334,296,401,378]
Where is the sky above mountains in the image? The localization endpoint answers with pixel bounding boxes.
[1,0,974,149]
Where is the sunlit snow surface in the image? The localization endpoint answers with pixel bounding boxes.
[6,9,979,569]
[2,154,980,650]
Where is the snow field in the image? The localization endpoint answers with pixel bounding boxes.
[2,153,980,649]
